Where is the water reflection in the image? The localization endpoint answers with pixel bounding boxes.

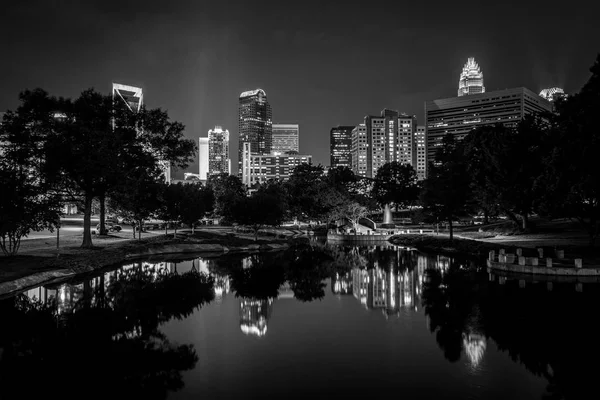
[1,262,214,399]
[3,243,599,399]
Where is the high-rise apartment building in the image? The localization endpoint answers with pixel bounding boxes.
[351,124,368,177]
[413,126,426,180]
[208,126,230,176]
[272,123,299,154]
[238,89,272,176]
[425,87,553,162]
[241,142,312,186]
[112,82,171,183]
[351,109,417,178]
[198,137,209,180]
[330,126,354,169]
[458,57,485,97]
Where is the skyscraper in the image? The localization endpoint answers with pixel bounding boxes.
[238,89,272,176]
[112,83,171,183]
[198,137,209,180]
[208,126,230,176]
[458,57,485,97]
[112,83,143,112]
[351,124,367,177]
[413,126,427,180]
[330,126,354,169]
[426,87,553,163]
[539,87,566,102]
[272,123,299,154]
[351,109,417,178]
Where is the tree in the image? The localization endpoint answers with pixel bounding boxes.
[207,173,246,224]
[371,161,419,211]
[285,163,328,222]
[541,54,600,246]
[110,168,164,240]
[179,183,214,234]
[0,90,63,256]
[342,201,369,232]
[420,134,472,241]
[231,183,286,241]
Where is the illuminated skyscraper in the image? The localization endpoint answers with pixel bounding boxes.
[413,125,427,180]
[112,83,143,112]
[330,126,354,169]
[351,124,367,177]
[208,126,230,176]
[351,110,417,178]
[458,57,485,97]
[539,87,566,102]
[198,137,209,180]
[112,83,171,183]
[238,89,272,176]
[272,123,299,154]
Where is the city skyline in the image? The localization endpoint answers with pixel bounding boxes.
[0,1,597,176]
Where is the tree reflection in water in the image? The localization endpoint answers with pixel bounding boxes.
[422,259,600,399]
[0,264,214,400]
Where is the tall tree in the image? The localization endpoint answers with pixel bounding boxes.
[231,183,286,241]
[371,161,419,211]
[207,173,246,224]
[0,90,63,255]
[420,134,472,240]
[179,183,214,234]
[541,54,600,246]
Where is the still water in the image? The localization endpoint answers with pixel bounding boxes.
[1,242,598,399]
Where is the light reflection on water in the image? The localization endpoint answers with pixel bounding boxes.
[6,244,600,399]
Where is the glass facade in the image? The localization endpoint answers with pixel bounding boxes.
[272,123,299,154]
[238,89,272,176]
[208,126,230,176]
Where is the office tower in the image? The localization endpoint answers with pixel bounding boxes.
[330,126,354,169]
[272,123,299,154]
[198,137,209,180]
[458,57,485,97]
[351,109,417,178]
[239,298,273,337]
[539,87,566,102]
[112,82,171,183]
[351,124,367,177]
[241,142,312,186]
[413,126,427,180]
[112,83,143,112]
[208,126,230,176]
[425,87,553,163]
[238,89,272,176]
[397,114,417,166]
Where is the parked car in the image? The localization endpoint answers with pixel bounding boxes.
[94,222,122,233]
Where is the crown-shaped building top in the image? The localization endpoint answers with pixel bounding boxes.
[458,57,485,97]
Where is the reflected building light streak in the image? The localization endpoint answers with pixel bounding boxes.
[463,332,487,368]
[239,298,273,337]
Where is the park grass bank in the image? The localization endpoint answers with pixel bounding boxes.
[0,230,290,299]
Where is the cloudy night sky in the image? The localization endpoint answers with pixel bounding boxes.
[1,0,597,176]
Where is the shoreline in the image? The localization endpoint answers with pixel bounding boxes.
[0,232,291,299]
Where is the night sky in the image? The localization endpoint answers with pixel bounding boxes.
[1,0,597,176]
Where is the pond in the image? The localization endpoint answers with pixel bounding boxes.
[0,241,598,399]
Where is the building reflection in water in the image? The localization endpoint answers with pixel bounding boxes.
[462,332,487,368]
[331,272,353,295]
[24,258,228,314]
[239,283,295,337]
